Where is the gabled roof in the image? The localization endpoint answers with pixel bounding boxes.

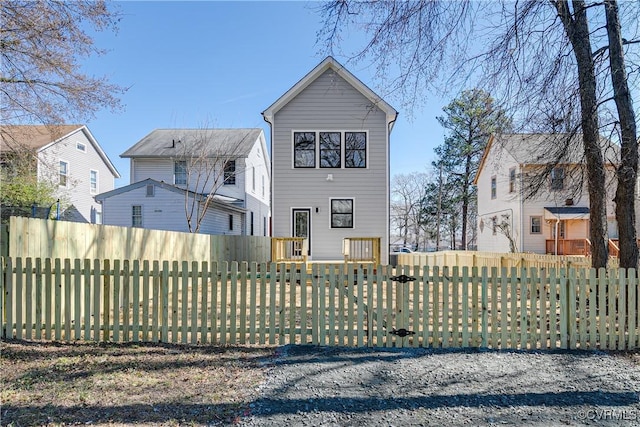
[121,128,263,159]
[95,178,246,213]
[0,124,120,178]
[474,133,619,184]
[261,56,398,127]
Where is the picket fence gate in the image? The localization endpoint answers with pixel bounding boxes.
[1,257,638,350]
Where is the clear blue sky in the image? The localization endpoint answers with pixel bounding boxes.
[83,1,447,186]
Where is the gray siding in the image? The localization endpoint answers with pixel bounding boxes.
[271,69,389,262]
[38,129,116,223]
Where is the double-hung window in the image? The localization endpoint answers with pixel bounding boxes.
[59,161,68,187]
[345,132,366,168]
[331,198,354,228]
[90,170,98,194]
[294,132,316,168]
[174,161,187,185]
[224,160,236,185]
[551,167,565,190]
[490,176,497,199]
[319,132,341,168]
[509,168,516,193]
[530,216,542,234]
[132,205,142,227]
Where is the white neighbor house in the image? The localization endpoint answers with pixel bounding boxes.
[96,128,270,236]
[0,125,120,223]
[262,57,398,263]
[474,133,640,255]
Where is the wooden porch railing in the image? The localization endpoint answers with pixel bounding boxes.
[342,237,381,265]
[271,237,308,263]
[609,239,640,258]
[545,239,591,256]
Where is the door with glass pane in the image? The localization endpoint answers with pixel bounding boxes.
[292,209,311,256]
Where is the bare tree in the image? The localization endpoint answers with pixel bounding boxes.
[171,128,258,233]
[604,0,639,269]
[391,172,430,249]
[1,1,124,136]
[317,0,640,268]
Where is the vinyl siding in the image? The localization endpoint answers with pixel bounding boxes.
[477,140,620,254]
[101,184,243,235]
[37,128,116,223]
[271,69,389,262]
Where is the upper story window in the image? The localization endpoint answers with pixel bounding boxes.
[90,170,98,194]
[490,176,496,199]
[530,216,542,234]
[293,131,368,169]
[509,168,516,193]
[76,142,86,152]
[146,184,155,197]
[551,166,565,190]
[320,132,341,168]
[224,160,236,185]
[345,132,366,168]
[174,160,187,185]
[59,161,68,187]
[294,132,316,168]
[331,198,354,228]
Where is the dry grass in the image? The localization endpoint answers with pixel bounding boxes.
[0,340,275,426]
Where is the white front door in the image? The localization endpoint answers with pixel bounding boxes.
[292,208,311,256]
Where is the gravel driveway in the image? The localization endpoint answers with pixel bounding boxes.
[239,346,640,426]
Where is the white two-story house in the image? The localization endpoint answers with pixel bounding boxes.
[474,133,639,255]
[95,128,270,236]
[262,56,398,263]
[0,125,120,223]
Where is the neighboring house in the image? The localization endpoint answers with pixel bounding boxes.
[96,128,270,236]
[262,56,398,263]
[0,125,120,223]
[474,133,639,255]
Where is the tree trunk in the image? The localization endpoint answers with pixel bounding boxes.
[555,0,609,268]
[604,0,639,269]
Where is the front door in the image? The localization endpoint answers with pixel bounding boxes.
[292,209,311,256]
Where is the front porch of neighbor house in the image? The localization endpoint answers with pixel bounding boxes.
[544,206,591,256]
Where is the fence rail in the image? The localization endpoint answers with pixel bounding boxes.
[1,257,638,350]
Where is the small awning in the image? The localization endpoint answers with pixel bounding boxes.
[544,206,590,220]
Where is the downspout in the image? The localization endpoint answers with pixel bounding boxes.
[262,113,274,239]
[386,111,398,265]
[555,217,560,255]
[519,164,524,252]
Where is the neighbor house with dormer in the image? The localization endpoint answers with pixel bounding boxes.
[95,128,270,236]
[262,56,397,264]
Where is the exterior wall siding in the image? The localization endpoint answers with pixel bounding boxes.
[37,128,116,223]
[271,69,389,262]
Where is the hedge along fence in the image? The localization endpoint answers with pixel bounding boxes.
[1,257,639,350]
[7,216,271,264]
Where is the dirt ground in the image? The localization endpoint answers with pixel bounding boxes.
[2,340,640,426]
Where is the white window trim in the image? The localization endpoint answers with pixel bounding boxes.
[291,130,370,170]
[90,169,98,194]
[76,142,86,152]
[530,216,542,234]
[329,197,355,229]
[174,160,187,186]
[59,160,69,188]
[490,175,497,199]
[132,205,143,228]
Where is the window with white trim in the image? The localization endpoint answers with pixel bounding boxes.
[146,184,154,197]
[331,199,354,228]
[90,170,98,194]
[294,132,316,168]
[320,132,341,168]
[530,216,542,234]
[76,142,86,152]
[132,205,142,228]
[174,160,187,185]
[345,132,366,168]
[551,166,565,190]
[59,161,68,187]
[509,168,516,193]
[490,176,496,199]
[224,160,236,185]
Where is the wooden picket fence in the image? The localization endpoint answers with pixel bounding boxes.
[1,257,639,350]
